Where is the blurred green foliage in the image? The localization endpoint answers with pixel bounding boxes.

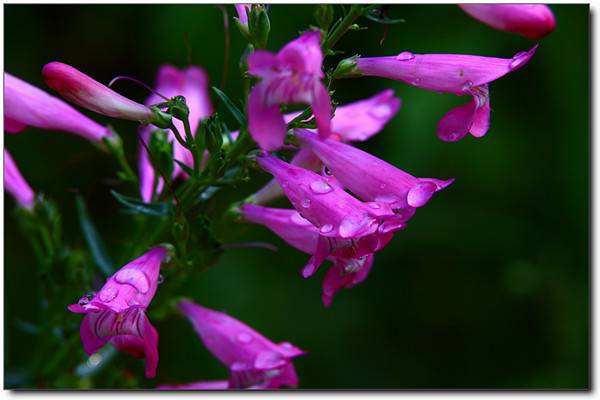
[4,4,588,389]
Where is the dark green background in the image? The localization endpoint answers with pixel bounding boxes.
[5,4,589,389]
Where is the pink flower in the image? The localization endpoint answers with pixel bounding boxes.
[251,89,401,204]
[160,300,304,389]
[68,246,169,379]
[234,4,251,27]
[42,62,155,123]
[247,30,331,150]
[240,204,392,306]
[4,73,111,144]
[4,150,35,210]
[460,4,555,40]
[256,154,406,241]
[138,65,212,202]
[351,46,537,141]
[295,129,453,213]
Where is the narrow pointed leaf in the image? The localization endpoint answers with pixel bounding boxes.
[212,86,246,126]
[110,190,174,217]
[76,195,115,276]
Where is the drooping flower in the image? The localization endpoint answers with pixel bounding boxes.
[240,204,392,305]
[342,46,537,141]
[251,89,401,204]
[138,65,212,202]
[295,129,453,213]
[42,62,157,123]
[256,154,406,241]
[68,246,169,379]
[460,4,555,40]
[159,300,304,389]
[4,150,35,210]
[4,73,112,144]
[247,30,331,150]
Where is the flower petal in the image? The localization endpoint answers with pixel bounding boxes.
[248,83,287,150]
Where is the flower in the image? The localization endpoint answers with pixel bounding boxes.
[247,30,331,150]
[251,89,401,204]
[345,45,537,141]
[138,65,212,202]
[234,4,251,27]
[68,246,169,379]
[295,129,453,213]
[4,150,35,210]
[240,204,392,305]
[160,300,304,389]
[42,62,157,123]
[4,73,111,144]
[460,4,555,40]
[256,154,406,241]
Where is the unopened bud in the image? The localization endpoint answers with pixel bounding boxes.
[249,6,270,49]
[314,4,334,30]
[332,55,362,79]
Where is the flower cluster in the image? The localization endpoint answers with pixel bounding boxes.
[3,4,555,389]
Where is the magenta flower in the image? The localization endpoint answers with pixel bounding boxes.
[4,150,35,210]
[251,89,401,204]
[138,65,213,202]
[160,300,304,389]
[460,4,555,40]
[247,30,331,150]
[256,154,406,241]
[68,246,169,379]
[351,46,537,141]
[234,4,251,27]
[4,73,111,144]
[42,62,156,123]
[296,129,453,213]
[241,204,392,305]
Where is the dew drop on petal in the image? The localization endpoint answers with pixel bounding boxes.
[157,274,165,285]
[78,292,96,305]
[291,212,312,226]
[114,268,151,294]
[396,51,415,61]
[461,81,473,93]
[300,198,311,208]
[98,287,119,303]
[237,332,253,344]
[254,351,286,370]
[509,52,529,70]
[367,202,381,209]
[310,180,333,194]
[320,224,333,234]
[323,166,333,176]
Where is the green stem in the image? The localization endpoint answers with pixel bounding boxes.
[323,5,363,51]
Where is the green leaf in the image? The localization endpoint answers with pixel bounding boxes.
[110,190,174,217]
[174,159,194,177]
[212,87,246,126]
[76,196,115,276]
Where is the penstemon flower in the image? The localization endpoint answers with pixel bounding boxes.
[460,4,555,40]
[4,150,35,210]
[339,46,537,141]
[247,30,331,150]
[160,300,304,389]
[4,73,112,144]
[67,246,169,378]
[240,204,392,305]
[138,65,212,202]
[42,62,163,125]
[251,89,402,204]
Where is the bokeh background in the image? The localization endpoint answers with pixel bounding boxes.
[4,4,588,389]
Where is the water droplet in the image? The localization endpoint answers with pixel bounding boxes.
[396,51,415,61]
[300,198,311,208]
[114,268,150,294]
[310,180,333,194]
[157,274,165,284]
[320,224,333,234]
[367,202,381,209]
[509,51,529,70]
[344,257,367,273]
[461,81,473,93]
[291,213,312,226]
[254,351,285,370]
[379,183,387,190]
[323,166,333,176]
[98,287,119,303]
[281,342,293,350]
[87,353,103,367]
[78,292,96,305]
[412,77,422,86]
[237,332,253,344]
[339,217,376,238]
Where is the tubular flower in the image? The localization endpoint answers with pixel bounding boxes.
[256,154,406,240]
[247,30,331,150]
[160,300,304,389]
[67,246,169,379]
[251,89,402,204]
[460,4,555,40]
[4,73,111,144]
[234,4,251,27]
[138,65,212,202]
[42,62,156,123]
[4,150,35,210]
[240,204,392,305]
[346,46,537,141]
[296,129,453,213]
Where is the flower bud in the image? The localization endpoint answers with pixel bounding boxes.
[249,5,270,49]
[314,4,334,30]
[332,55,362,79]
[148,130,174,180]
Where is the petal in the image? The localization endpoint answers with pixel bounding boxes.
[311,82,332,139]
[470,95,491,138]
[247,50,279,77]
[436,99,477,142]
[247,83,287,151]
[277,31,323,76]
[4,149,35,210]
[4,117,27,133]
[158,380,230,390]
[321,255,375,307]
[301,235,331,278]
